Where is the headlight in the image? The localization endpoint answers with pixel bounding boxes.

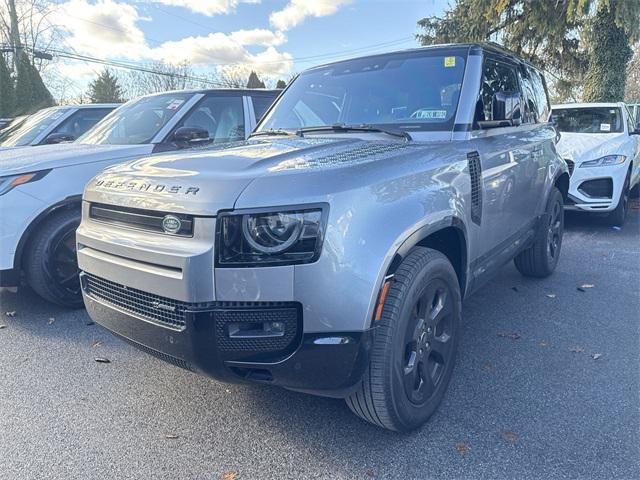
[580,155,626,168]
[217,205,327,266]
[0,170,51,196]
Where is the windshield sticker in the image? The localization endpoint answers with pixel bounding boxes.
[444,56,456,67]
[167,99,185,110]
[413,109,447,120]
[600,123,611,132]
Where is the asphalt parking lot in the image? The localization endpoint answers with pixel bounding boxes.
[1,207,638,480]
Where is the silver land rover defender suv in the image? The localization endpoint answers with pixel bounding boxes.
[78,44,569,431]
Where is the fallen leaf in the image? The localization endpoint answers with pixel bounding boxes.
[221,472,238,480]
[5,311,16,317]
[539,341,550,347]
[569,346,584,353]
[591,353,602,360]
[0,324,6,329]
[94,357,111,363]
[497,332,521,340]
[365,469,376,477]
[91,340,103,348]
[483,362,493,370]
[47,317,55,325]
[576,287,586,292]
[455,443,469,455]
[580,284,595,289]
[545,293,556,298]
[511,286,520,292]
[85,320,95,326]
[502,431,519,444]
[164,433,179,439]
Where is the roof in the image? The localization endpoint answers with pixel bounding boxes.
[552,102,624,109]
[142,88,280,98]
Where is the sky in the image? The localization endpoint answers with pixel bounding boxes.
[39,0,449,95]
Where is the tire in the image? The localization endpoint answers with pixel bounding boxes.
[346,247,461,431]
[23,208,83,308]
[514,187,564,278]
[608,173,630,226]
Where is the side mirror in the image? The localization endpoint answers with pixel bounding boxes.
[478,91,522,129]
[44,132,75,144]
[173,126,209,144]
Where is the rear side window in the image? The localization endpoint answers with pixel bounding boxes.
[528,67,550,122]
[518,66,538,123]
[475,58,519,123]
[251,95,277,121]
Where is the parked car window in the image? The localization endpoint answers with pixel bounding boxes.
[552,107,623,134]
[0,107,71,147]
[518,65,538,123]
[50,108,114,141]
[529,67,550,122]
[251,95,276,121]
[178,95,245,143]
[258,50,467,132]
[78,93,192,145]
[475,58,519,123]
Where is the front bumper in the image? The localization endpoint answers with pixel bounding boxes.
[565,161,629,212]
[81,272,373,398]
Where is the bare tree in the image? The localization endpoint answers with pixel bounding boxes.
[625,46,640,103]
[119,61,212,100]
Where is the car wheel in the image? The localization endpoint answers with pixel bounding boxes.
[346,247,461,431]
[24,208,84,308]
[608,174,630,226]
[514,187,564,278]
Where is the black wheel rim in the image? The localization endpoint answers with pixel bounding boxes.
[402,279,454,406]
[547,199,562,260]
[46,227,80,297]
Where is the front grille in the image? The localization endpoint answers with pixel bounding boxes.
[578,178,613,199]
[89,203,194,236]
[110,330,193,371]
[564,158,575,176]
[84,274,188,329]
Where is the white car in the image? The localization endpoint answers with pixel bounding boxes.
[552,102,640,225]
[0,88,279,307]
[0,104,118,149]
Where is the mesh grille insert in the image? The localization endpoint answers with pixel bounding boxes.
[84,274,188,329]
[467,151,482,225]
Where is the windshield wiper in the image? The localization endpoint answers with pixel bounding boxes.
[249,129,297,138]
[296,124,412,141]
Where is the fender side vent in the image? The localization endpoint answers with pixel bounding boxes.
[467,151,482,225]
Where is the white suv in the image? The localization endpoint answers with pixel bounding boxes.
[0,89,278,307]
[552,102,640,225]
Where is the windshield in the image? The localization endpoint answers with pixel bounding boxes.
[258,49,467,133]
[78,93,193,145]
[552,107,623,134]
[0,108,70,147]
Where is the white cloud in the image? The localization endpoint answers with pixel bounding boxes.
[230,29,286,47]
[53,0,149,59]
[269,0,351,31]
[154,0,260,16]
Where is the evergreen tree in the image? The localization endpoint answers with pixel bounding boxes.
[246,71,266,89]
[13,52,54,115]
[583,4,633,102]
[87,69,124,103]
[276,79,287,89]
[0,53,14,117]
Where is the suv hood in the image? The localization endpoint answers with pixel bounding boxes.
[84,137,422,215]
[0,143,154,176]
[555,132,628,162]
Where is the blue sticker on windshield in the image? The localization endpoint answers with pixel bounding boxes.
[412,109,447,120]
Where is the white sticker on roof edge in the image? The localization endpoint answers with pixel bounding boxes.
[167,99,185,110]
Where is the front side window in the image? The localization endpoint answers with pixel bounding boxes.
[78,93,192,145]
[178,95,245,143]
[475,58,519,123]
[50,108,114,141]
[552,107,623,134]
[0,107,71,147]
[258,49,467,133]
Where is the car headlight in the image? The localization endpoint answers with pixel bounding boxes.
[0,170,51,196]
[217,205,327,266]
[580,155,626,168]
